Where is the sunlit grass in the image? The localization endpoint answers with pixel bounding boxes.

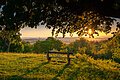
[0,53,120,80]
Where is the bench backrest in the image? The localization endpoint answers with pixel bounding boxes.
[48,51,73,55]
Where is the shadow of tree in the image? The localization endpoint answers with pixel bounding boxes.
[0,75,44,80]
[66,67,81,80]
[52,64,69,80]
[21,62,49,76]
[1,62,49,80]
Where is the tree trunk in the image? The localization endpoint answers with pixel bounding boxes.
[7,42,10,52]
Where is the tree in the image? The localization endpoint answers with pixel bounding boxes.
[0,38,6,52]
[46,37,63,51]
[33,37,63,53]
[22,42,33,53]
[33,40,51,53]
[0,29,21,52]
[0,0,120,37]
[68,38,90,54]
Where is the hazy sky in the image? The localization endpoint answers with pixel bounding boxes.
[20,19,120,38]
[20,26,114,38]
[20,26,52,38]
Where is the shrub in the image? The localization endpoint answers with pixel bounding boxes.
[33,37,63,53]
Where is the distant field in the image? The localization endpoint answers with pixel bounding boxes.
[22,37,108,44]
[0,53,120,80]
[22,37,79,44]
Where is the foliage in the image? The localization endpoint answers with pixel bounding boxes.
[0,38,7,52]
[67,38,91,54]
[0,0,119,37]
[0,29,22,52]
[33,37,63,53]
[22,42,33,53]
[88,32,120,61]
[112,52,120,63]
[0,0,119,54]
[109,32,120,63]
[9,42,23,53]
[0,30,33,53]
[46,37,63,51]
[33,40,51,53]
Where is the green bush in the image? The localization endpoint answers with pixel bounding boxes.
[33,37,63,53]
[68,38,91,54]
[22,42,33,53]
[112,52,120,63]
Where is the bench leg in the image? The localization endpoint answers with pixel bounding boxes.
[67,53,70,65]
[47,53,51,62]
[48,57,51,62]
[67,58,70,65]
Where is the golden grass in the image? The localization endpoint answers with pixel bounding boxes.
[0,53,120,80]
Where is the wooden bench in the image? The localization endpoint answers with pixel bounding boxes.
[47,51,73,65]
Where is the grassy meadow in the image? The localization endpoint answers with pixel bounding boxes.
[0,53,120,80]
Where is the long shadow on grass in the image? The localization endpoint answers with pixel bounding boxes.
[22,62,49,76]
[66,67,81,80]
[1,75,42,80]
[8,62,49,80]
[52,64,68,80]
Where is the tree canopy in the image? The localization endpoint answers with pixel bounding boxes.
[0,0,120,37]
[33,37,63,53]
[0,29,21,52]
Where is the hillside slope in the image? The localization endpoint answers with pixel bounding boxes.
[0,53,120,80]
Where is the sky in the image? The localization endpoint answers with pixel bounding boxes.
[20,26,114,39]
[20,19,120,39]
[20,27,78,38]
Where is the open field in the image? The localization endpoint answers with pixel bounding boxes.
[0,53,120,80]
